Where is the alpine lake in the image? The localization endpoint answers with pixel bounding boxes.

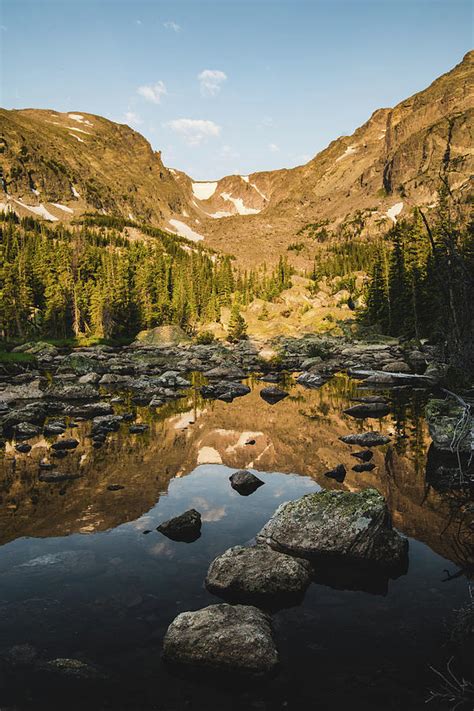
[0,364,472,711]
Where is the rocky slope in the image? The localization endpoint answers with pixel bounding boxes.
[0,52,472,264]
[0,108,194,225]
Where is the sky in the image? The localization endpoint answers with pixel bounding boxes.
[1,0,472,180]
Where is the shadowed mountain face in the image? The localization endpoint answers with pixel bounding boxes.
[1,52,472,265]
[1,375,471,571]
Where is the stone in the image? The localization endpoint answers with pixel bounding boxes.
[99,373,132,386]
[46,383,99,400]
[351,450,374,462]
[39,471,83,483]
[351,396,387,404]
[39,658,103,680]
[260,386,288,404]
[163,603,278,676]
[343,403,390,418]
[257,489,408,572]
[156,371,191,388]
[133,325,191,347]
[44,421,67,436]
[107,484,125,491]
[63,401,113,418]
[157,509,202,542]
[15,443,32,453]
[201,382,250,401]
[51,438,79,451]
[205,545,311,607]
[204,365,245,380]
[129,424,149,434]
[78,372,101,385]
[352,463,376,472]
[0,378,45,403]
[340,432,391,447]
[13,422,41,440]
[324,464,346,483]
[425,399,473,453]
[296,372,325,389]
[229,470,265,496]
[382,361,412,374]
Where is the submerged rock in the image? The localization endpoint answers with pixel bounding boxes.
[13,422,41,440]
[340,432,390,447]
[296,372,326,389]
[324,464,346,483]
[260,386,288,404]
[229,470,265,496]
[39,471,83,483]
[205,545,311,607]
[352,463,376,473]
[204,365,245,380]
[344,403,390,418]
[257,489,408,572]
[39,657,103,680]
[163,603,278,676]
[15,442,32,453]
[157,509,202,542]
[351,450,374,462]
[200,382,250,401]
[51,438,79,451]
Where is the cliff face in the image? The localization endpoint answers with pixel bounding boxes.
[0,52,472,265]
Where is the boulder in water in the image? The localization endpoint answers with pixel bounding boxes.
[157,509,202,542]
[229,470,265,496]
[257,489,408,572]
[340,432,390,447]
[205,544,311,607]
[163,603,278,676]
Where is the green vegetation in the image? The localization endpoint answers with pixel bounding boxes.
[363,189,473,372]
[0,214,291,343]
[227,298,248,342]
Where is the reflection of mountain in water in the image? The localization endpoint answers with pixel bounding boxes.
[0,375,471,569]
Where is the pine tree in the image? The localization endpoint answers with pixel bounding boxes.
[227,297,247,342]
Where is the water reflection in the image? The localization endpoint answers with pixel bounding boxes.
[0,373,472,709]
[0,375,471,572]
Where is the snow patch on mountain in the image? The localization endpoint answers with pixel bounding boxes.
[336,144,358,162]
[386,202,404,223]
[68,113,93,126]
[14,199,58,221]
[169,219,204,242]
[192,182,218,200]
[51,202,74,214]
[220,193,260,215]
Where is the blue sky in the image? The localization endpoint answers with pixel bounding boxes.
[1,0,472,179]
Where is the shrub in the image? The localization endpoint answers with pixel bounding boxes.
[195,330,215,345]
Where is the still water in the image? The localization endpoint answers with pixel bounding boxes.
[0,374,472,710]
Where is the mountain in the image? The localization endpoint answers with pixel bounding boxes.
[0,51,472,265]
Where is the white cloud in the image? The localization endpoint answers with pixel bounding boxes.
[198,69,227,97]
[260,116,274,128]
[269,143,280,153]
[137,81,167,104]
[164,21,181,32]
[124,111,143,126]
[166,118,221,146]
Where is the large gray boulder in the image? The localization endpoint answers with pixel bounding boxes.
[257,489,407,571]
[205,545,311,607]
[163,603,278,676]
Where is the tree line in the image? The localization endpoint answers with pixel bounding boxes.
[0,213,292,342]
[363,189,473,373]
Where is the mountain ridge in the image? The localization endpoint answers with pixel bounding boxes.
[0,50,472,265]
